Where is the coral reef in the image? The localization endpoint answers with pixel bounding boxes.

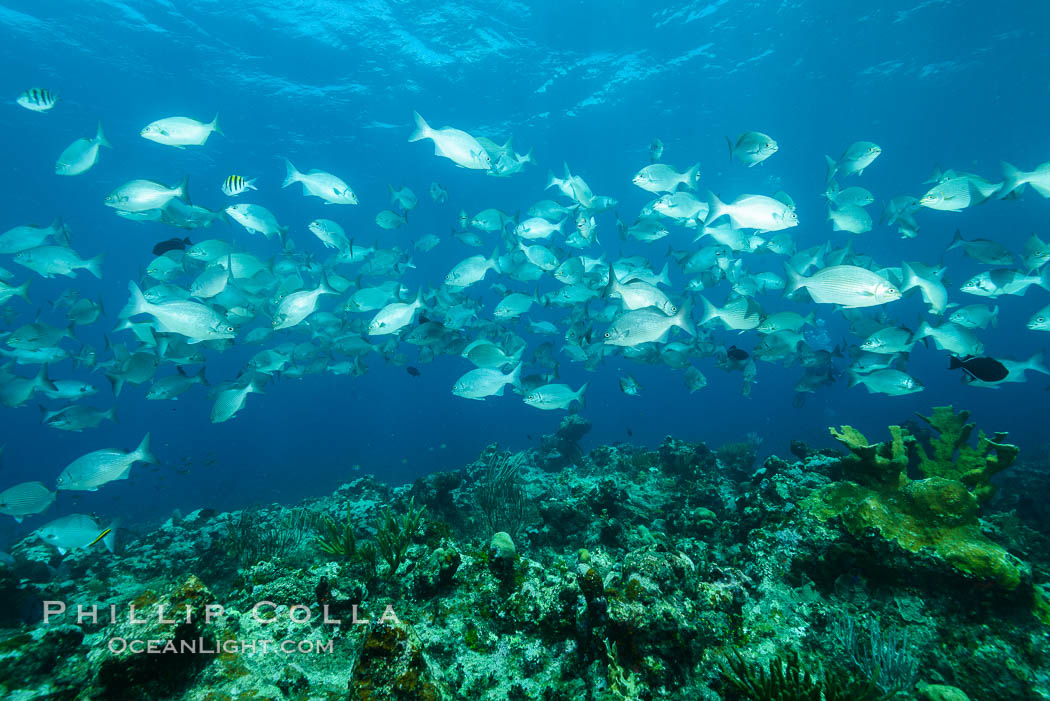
[0,411,1047,700]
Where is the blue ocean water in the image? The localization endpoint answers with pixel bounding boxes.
[0,0,1048,540]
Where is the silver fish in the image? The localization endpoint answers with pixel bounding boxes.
[37,514,116,555]
[0,481,55,522]
[56,434,156,491]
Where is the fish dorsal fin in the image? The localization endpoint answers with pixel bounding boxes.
[773,191,796,209]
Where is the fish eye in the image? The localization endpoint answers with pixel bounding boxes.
[604,332,611,338]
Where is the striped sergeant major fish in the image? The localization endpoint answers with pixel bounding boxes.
[17,88,58,112]
[221,174,258,197]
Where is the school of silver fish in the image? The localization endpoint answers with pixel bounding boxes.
[3,96,1050,549]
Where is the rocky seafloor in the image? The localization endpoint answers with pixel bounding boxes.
[1,405,1049,700]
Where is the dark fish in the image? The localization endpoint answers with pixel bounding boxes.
[152,237,192,256]
[406,366,421,377]
[619,375,642,396]
[626,428,633,436]
[727,345,749,361]
[949,355,1008,382]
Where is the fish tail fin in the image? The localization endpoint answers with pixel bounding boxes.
[947,228,964,250]
[209,113,223,136]
[245,178,258,191]
[699,296,718,325]
[15,279,30,303]
[95,122,111,149]
[1024,352,1050,375]
[824,155,837,184]
[175,176,190,203]
[675,299,696,336]
[900,261,919,292]
[544,170,558,190]
[575,382,588,408]
[278,226,289,248]
[135,432,158,465]
[119,281,151,319]
[603,263,619,299]
[847,368,861,388]
[490,247,502,275]
[521,147,534,165]
[725,135,734,161]
[281,157,300,188]
[508,361,523,389]
[990,305,999,328]
[106,404,118,424]
[85,254,104,280]
[705,192,728,225]
[34,364,57,393]
[319,269,337,296]
[657,261,671,287]
[692,219,710,242]
[783,262,805,296]
[998,161,1023,198]
[684,163,701,190]
[102,521,119,554]
[408,111,431,142]
[108,373,125,397]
